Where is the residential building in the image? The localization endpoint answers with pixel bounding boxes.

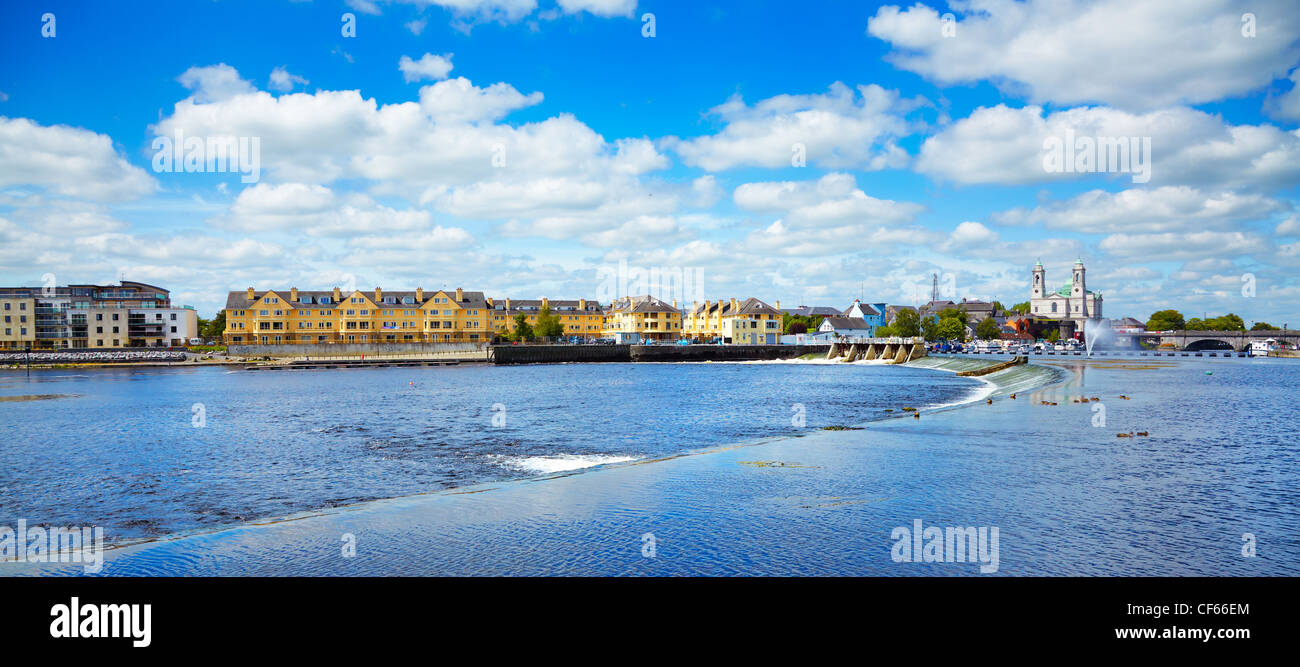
[817,316,874,339]
[488,298,605,339]
[683,297,783,343]
[223,286,491,344]
[842,299,887,334]
[780,305,841,318]
[0,281,195,350]
[955,298,998,325]
[603,294,681,341]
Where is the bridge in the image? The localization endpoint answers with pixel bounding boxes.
[1143,329,1300,351]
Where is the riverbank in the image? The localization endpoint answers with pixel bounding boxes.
[5,355,1296,576]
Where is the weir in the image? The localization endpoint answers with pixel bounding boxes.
[822,337,928,364]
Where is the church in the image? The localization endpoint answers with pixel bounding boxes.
[1030,258,1103,339]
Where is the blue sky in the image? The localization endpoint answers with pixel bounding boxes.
[2,0,1299,325]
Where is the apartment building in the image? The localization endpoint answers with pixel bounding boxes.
[487,297,605,339]
[602,294,681,341]
[0,281,196,350]
[223,286,491,344]
[683,297,784,344]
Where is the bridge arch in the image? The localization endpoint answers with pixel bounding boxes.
[1183,338,1236,352]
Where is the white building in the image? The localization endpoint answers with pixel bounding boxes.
[1030,258,1103,337]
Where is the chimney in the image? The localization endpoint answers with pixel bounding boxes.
[290,287,298,302]
[730,297,738,311]
[541,297,549,308]
[375,286,383,302]
[672,299,677,309]
[416,287,424,301]
[505,298,511,310]
[579,299,587,310]
[456,287,464,302]
[775,300,781,310]
[246,287,255,300]
[332,286,341,301]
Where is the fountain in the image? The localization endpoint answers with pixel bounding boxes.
[1082,318,1112,357]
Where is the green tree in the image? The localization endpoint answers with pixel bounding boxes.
[1146,309,1185,331]
[937,317,965,341]
[920,317,939,341]
[937,307,967,325]
[200,311,226,339]
[892,308,920,337]
[533,304,565,339]
[511,313,535,341]
[975,317,1001,340]
[1047,329,1060,343]
[1010,301,1031,314]
[1252,321,1279,330]
[874,324,895,337]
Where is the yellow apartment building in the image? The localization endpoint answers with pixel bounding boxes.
[223,286,491,344]
[683,297,784,344]
[602,294,681,341]
[487,298,606,340]
[0,295,36,350]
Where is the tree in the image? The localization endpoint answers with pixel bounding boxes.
[1252,321,1279,330]
[788,322,808,334]
[975,317,1001,340]
[1010,301,1031,315]
[921,317,939,341]
[200,311,226,339]
[511,313,535,341]
[991,301,1005,314]
[1146,309,1185,331]
[936,317,965,341]
[533,304,565,339]
[892,308,920,337]
[1047,329,1060,343]
[874,324,895,337]
[937,307,967,325]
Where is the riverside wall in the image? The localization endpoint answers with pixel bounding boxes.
[490,344,830,365]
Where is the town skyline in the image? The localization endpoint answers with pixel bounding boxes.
[2,1,1298,323]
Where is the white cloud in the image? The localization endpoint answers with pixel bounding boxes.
[399,53,454,83]
[663,82,910,171]
[992,186,1287,233]
[177,64,256,103]
[417,76,541,123]
[0,117,156,201]
[1277,215,1300,236]
[1267,68,1300,122]
[733,173,924,226]
[405,18,428,35]
[1099,231,1270,260]
[219,183,437,237]
[268,67,309,92]
[916,104,1300,190]
[867,0,1300,110]
[557,0,636,18]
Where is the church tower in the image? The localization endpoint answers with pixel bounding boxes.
[1031,260,1045,299]
[1072,258,1087,318]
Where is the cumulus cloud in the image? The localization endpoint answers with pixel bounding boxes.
[268,67,309,92]
[557,0,636,17]
[399,53,454,82]
[219,183,439,237]
[0,117,156,201]
[177,64,256,103]
[663,82,910,171]
[733,173,924,226]
[1099,231,1270,261]
[992,186,1288,233]
[916,104,1300,190]
[867,0,1300,110]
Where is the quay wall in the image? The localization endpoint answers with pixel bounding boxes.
[228,342,488,359]
[491,344,830,365]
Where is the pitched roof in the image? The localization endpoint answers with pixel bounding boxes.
[488,298,603,314]
[223,288,487,311]
[781,305,840,317]
[609,294,679,314]
[821,316,871,330]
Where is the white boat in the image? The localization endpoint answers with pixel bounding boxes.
[1250,339,1278,355]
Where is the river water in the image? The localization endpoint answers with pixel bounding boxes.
[2,356,1297,576]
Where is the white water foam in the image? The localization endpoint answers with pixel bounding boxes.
[496,454,640,474]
